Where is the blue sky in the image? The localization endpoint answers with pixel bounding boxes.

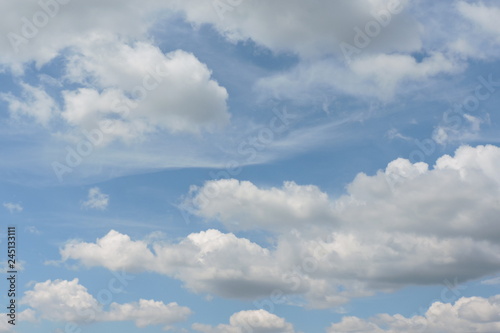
[1,0,500,332]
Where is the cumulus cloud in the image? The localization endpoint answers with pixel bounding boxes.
[4,36,230,141]
[61,37,230,140]
[328,294,500,333]
[22,279,101,323]
[184,179,336,232]
[192,309,296,333]
[3,202,23,213]
[81,187,109,210]
[21,279,191,328]
[188,144,500,240]
[58,145,500,308]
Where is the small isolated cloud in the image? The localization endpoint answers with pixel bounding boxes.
[21,279,191,329]
[81,187,109,210]
[25,226,40,234]
[58,145,500,308]
[482,276,500,285]
[328,294,500,333]
[3,202,23,213]
[192,309,296,333]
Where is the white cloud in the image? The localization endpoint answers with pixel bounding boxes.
[328,294,500,333]
[433,113,488,145]
[58,145,500,308]
[257,52,462,101]
[104,299,192,329]
[482,276,500,285]
[188,144,500,240]
[0,316,13,332]
[22,278,102,323]
[3,202,23,213]
[444,2,500,60]
[0,83,58,126]
[21,278,191,327]
[184,179,336,232]
[61,37,230,140]
[60,229,155,271]
[60,229,287,299]
[173,0,421,58]
[0,0,160,71]
[81,187,109,210]
[25,226,41,234]
[192,309,296,333]
[458,1,500,37]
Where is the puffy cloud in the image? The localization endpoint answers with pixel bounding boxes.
[21,279,191,327]
[22,279,102,323]
[2,4,230,141]
[192,309,296,333]
[3,36,230,140]
[81,187,109,210]
[60,230,155,271]
[3,202,23,213]
[60,229,288,299]
[58,145,500,308]
[185,179,335,232]
[328,294,500,333]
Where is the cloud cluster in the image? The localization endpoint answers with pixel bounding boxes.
[21,278,191,328]
[328,294,500,333]
[59,145,500,307]
[3,37,230,141]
